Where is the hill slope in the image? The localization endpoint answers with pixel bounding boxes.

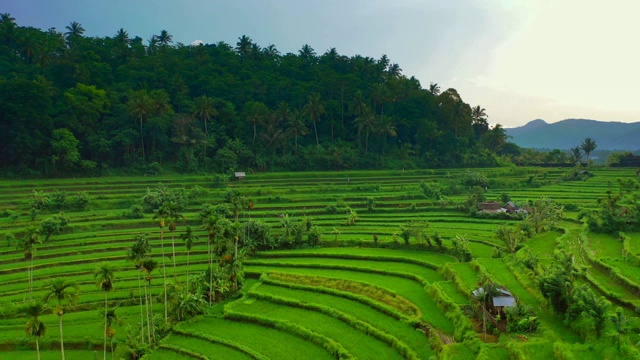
[506,119,640,150]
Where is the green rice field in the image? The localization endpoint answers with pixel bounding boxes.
[1,167,639,359]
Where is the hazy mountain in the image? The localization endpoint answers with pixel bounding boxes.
[506,119,640,150]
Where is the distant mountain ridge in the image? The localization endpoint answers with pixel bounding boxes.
[505,118,640,150]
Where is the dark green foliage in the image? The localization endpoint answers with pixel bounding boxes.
[0,16,510,175]
[40,213,70,242]
[504,304,538,333]
[123,205,144,219]
[538,250,577,314]
[587,179,640,233]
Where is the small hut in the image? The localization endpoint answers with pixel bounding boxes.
[234,172,246,181]
[478,202,503,213]
[503,201,519,214]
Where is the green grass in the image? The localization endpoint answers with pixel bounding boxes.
[246,265,455,334]
[252,282,435,359]
[227,298,404,360]
[162,333,252,360]
[2,350,103,360]
[177,316,333,360]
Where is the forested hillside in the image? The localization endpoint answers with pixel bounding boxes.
[0,14,510,176]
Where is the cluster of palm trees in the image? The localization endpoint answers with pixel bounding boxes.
[570,137,598,164]
[19,263,115,360]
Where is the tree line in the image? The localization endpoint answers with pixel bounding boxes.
[0,14,512,176]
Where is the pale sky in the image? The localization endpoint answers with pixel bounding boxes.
[5,0,640,127]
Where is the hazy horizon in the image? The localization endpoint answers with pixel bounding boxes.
[5,0,640,127]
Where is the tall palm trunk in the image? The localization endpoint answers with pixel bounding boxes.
[148,279,155,342]
[58,314,65,360]
[103,292,108,360]
[313,121,319,146]
[144,281,151,344]
[160,229,167,322]
[139,116,145,158]
[208,237,213,306]
[36,336,40,360]
[186,251,190,290]
[137,271,144,342]
[203,119,208,160]
[171,231,177,282]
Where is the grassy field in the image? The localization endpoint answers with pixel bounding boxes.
[0,167,639,359]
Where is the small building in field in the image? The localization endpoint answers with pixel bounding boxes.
[615,154,640,167]
[478,202,503,213]
[473,287,517,315]
[504,201,520,214]
[234,172,246,180]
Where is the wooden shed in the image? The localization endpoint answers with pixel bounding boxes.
[234,172,246,180]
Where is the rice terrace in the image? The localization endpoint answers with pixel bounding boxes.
[1,167,640,360]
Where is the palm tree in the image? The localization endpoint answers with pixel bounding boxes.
[236,35,253,57]
[19,226,40,299]
[193,95,217,160]
[243,101,268,144]
[95,263,116,360]
[21,301,48,360]
[43,278,79,360]
[570,146,582,165]
[303,94,325,146]
[180,226,197,290]
[471,106,489,139]
[166,202,184,282]
[286,110,309,155]
[128,91,152,158]
[203,215,221,305]
[429,82,441,96]
[141,258,157,343]
[126,234,150,343]
[350,91,367,118]
[298,44,316,62]
[157,30,173,46]
[581,137,597,163]
[152,204,169,322]
[64,21,84,45]
[104,307,120,358]
[354,108,377,154]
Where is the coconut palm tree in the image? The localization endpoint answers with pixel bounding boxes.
[235,35,253,57]
[126,234,150,343]
[156,30,173,47]
[43,278,79,360]
[140,258,157,343]
[286,110,309,155]
[19,225,40,299]
[166,202,184,282]
[581,137,597,163]
[570,146,582,165]
[104,307,120,359]
[64,21,84,45]
[203,215,221,305]
[429,82,441,96]
[95,263,116,360]
[152,204,170,321]
[128,91,152,158]
[193,95,217,160]
[303,94,325,146]
[180,226,197,290]
[21,301,48,360]
[354,108,377,154]
[243,101,268,144]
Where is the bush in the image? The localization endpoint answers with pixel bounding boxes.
[123,205,144,219]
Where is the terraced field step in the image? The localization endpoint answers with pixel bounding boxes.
[244,264,455,334]
[250,281,433,359]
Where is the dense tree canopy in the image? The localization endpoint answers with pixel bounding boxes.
[0,15,512,176]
